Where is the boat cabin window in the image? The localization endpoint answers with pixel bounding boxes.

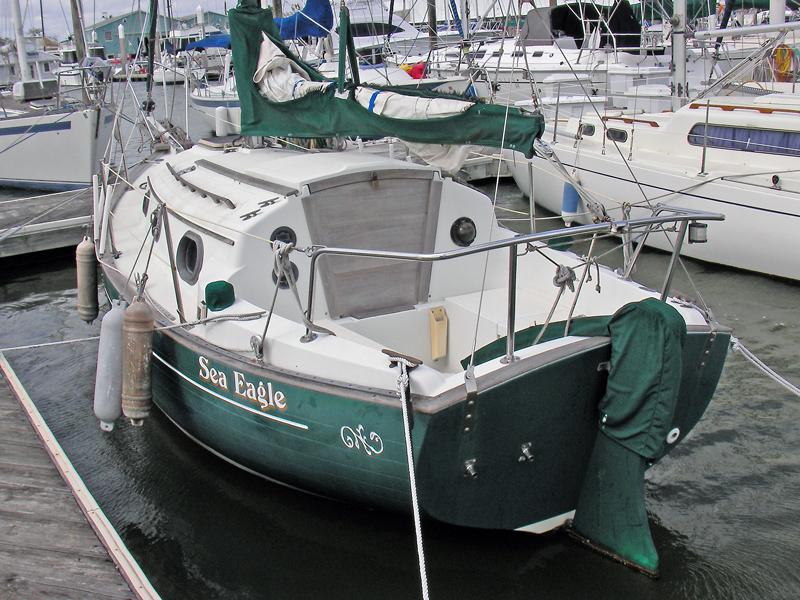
[62,51,78,64]
[176,231,204,285]
[89,47,107,59]
[606,128,628,143]
[466,50,486,60]
[579,123,595,137]
[687,124,800,157]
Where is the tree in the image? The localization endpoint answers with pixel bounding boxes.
[27,27,43,37]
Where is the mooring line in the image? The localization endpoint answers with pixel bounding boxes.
[0,335,101,353]
[731,337,800,397]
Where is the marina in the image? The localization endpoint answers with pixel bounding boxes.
[1,195,799,599]
[1,0,800,597]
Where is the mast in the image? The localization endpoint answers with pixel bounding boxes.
[196,5,206,38]
[460,0,470,42]
[39,0,46,42]
[770,0,785,24]
[427,0,437,51]
[9,0,31,83]
[145,0,159,111]
[70,0,88,63]
[671,0,686,111]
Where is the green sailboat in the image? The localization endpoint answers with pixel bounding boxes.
[96,0,730,578]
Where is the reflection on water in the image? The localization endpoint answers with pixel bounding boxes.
[1,84,799,598]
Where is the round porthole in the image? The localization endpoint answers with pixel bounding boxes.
[176,231,204,285]
[272,261,299,289]
[270,226,297,246]
[451,217,477,247]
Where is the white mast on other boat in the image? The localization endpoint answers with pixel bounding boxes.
[197,5,206,38]
[770,0,786,25]
[671,0,687,110]
[9,0,54,101]
[9,0,30,85]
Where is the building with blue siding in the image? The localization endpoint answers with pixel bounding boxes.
[86,10,229,58]
[178,11,230,32]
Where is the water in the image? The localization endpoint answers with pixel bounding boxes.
[1,84,800,599]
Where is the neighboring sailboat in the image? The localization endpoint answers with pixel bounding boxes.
[95,0,731,577]
[507,86,800,279]
[0,0,113,190]
[408,0,737,114]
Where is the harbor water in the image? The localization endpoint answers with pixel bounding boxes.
[1,83,799,599]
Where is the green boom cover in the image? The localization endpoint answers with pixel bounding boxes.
[228,0,544,156]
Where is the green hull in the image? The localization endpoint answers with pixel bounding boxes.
[148,321,728,531]
[103,273,729,571]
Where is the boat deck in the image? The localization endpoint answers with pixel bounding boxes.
[0,354,159,599]
[0,187,93,258]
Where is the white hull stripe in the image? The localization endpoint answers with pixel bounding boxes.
[152,352,309,430]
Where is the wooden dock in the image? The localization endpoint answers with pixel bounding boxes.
[0,188,93,258]
[0,354,160,599]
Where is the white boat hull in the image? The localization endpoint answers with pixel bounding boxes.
[0,106,113,191]
[510,148,800,281]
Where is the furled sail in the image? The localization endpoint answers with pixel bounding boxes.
[228,0,544,156]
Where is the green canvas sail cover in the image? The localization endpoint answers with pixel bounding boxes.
[228,0,544,156]
[466,298,687,460]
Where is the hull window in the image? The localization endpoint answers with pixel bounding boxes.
[606,128,628,143]
[688,123,800,157]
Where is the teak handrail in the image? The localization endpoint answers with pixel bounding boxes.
[688,102,800,117]
[601,116,660,128]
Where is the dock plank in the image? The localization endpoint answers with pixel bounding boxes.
[0,363,158,599]
[0,547,132,600]
[0,440,55,468]
[0,188,93,258]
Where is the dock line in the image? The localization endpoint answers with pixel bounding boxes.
[0,352,162,600]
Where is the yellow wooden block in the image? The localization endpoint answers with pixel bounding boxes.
[429,306,448,361]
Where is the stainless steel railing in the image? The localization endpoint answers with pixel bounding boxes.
[301,206,724,364]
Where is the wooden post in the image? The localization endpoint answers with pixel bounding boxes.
[427,0,437,52]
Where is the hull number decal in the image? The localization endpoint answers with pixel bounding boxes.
[199,356,287,413]
[341,425,384,456]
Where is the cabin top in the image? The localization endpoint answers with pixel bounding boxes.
[142,145,441,241]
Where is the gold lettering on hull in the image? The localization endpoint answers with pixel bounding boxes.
[198,356,288,412]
